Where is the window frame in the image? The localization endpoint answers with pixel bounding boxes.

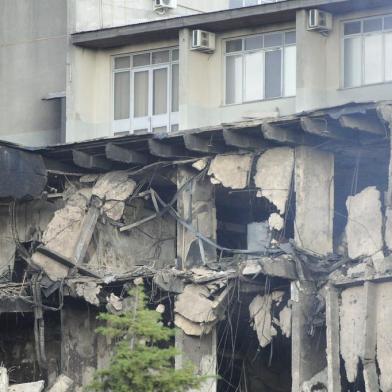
[341,14,392,89]
[112,47,179,135]
[223,30,296,106]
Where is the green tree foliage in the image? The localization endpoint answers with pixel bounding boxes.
[87,286,205,392]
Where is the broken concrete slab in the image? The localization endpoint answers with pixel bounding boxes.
[241,256,297,280]
[208,154,253,189]
[294,146,334,256]
[254,147,294,214]
[8,381,45,392]
[175,284,217,324]
[339,286,365,383]
[92,171,136,201]
[47,374,73,392]
[249,292,286,347]
[345,186,383,260]
[153,270,185,294]
[174,314,215,336]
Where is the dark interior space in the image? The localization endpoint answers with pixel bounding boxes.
[217,279,292,392]
[0,311,61,385]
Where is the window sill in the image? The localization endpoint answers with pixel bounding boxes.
[221,95,296,107]
[338,81,392,91]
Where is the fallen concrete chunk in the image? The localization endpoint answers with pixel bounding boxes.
[106,293,123,313]
[249,293,287,347]
[339,286,365,383]
[47,374,73,392]
[268,213,284,231]
[175,285,217,324]
[301,367,327,392]
[345,186,383,260]
[75,282,101,306]
[192,158,208,172]
[103,200,125,221]
[92,171,136,201]
[208,154,253,189]
[9,381,45,392]
[254,147,294,214]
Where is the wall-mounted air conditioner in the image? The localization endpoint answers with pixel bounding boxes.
[191,30,216,53]
[153,0,177,11]
[307,9,332,33]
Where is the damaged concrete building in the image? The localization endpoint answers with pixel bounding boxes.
[2,0,392,391]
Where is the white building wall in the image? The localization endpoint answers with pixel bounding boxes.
[71,0,230,33]
[66,3,392,143]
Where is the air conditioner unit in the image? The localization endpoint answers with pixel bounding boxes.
[153,0,177,11]
[307,9,332,32]
[191,30,216,53]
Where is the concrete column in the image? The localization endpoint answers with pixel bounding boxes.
[0,368,8,392]
[176,166,217,391]
[326,284,341,391]
[294,146,334,255]
[176,166,217,269]
[175,330,217,392]
[291,281,327,392]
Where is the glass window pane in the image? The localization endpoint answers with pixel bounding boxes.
[133,71,149,118]
[114,56,130,69]
[344,21,361,36]
[114,71,130,120]
[344,37,362,88]
[172,49,179,61]
[226,39,242,53]
[171,63,179,112]
[152,50,170,64]
[285,31,296,45]
[364,34,383,84]
[226,55,243,104]
[244,0,258,5]
[245,35,263,50]
[265,49,282,98]
[244,52,263,101]
[363,18,382,33]
[264,32,283,48]
[385,16,392,30]
[284,46,296,96]
[133,53,150,67]
[153,68,168,115]
[385,33,392,81]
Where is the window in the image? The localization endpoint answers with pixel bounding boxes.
[343,15,392,88]
[229,0,285,8]
[224,31,296,104]
[113,48,179,134]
